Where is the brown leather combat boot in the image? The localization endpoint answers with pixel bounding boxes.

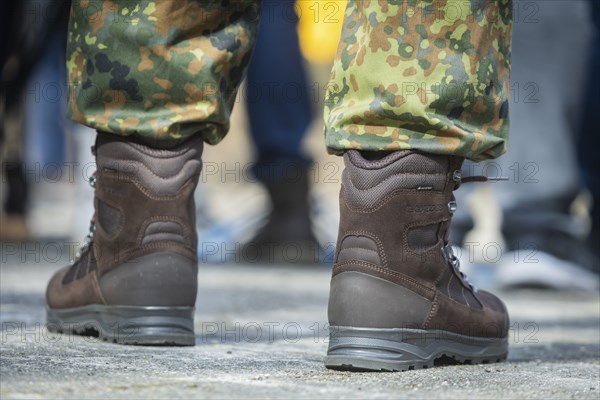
[46,132,203,345]
[325,150,509,371]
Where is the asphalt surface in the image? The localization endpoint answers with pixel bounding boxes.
[1,248,599,399]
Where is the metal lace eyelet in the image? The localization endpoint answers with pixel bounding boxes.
[448,200,457,214]
[450,255,459,267]
[453,170,462,182]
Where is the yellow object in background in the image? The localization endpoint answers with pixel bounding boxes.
[297,0,347,65]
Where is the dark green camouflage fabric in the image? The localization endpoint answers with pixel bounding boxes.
[67,0,512,160]
[324,0,512,160]
[67,0,260,145]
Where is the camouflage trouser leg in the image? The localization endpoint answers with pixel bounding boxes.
[68,0,511,159]
[324,0,512,161]
[67,0,260,145]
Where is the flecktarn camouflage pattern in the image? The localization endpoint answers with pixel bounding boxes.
[324,0,512,161]
[67,0,260,145]
[67,0,512,160]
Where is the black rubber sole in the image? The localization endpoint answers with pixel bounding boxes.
[46,305,195,346]
[325,326,508,372]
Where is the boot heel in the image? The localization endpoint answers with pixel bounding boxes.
[325,326,508,372]
[46,305,195,346]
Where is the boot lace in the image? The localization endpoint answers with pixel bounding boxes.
[71,151,97,264]
[451,169,508,189]
[443,169,508,292]
[442,243,476,292]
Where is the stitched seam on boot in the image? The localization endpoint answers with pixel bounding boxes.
[124,137,203,158]
[99,243,197,273]
[94,195,125,239]
[333,260,435,298]
[123,243,196,261]
[95,214,195,272]
[93,165,198,272]
[473,292,484,309]
[91,270,107,305]
[102,159,200,181]
[423,291,439,329]
[344,187,452,214]
[403,220,448,258]
[136,216,191,246]
[434,262,450,286]
[337,248,380,257]
[347,172,449,192]
[446,274,455,301]
[342,230,388,268]
[429,292,492,316]
[344,188,445,213]
[129,177,195,200]
[461,286,471,308]
[447,259,476,292]
[99,171,196,201]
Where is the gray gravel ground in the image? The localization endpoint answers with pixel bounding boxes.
[1,250,599,399]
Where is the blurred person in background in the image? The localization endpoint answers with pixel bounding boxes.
[1,0,72,241]
[197,2,347,267]
[451,0,599,291]
[237,0,320,264]
[45,0,513,372]
[577,0,600,279]
[0,3,28,241]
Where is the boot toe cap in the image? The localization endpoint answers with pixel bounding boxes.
[45,266,70,309]
[46,265,105,310]
[477,289,509,336]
